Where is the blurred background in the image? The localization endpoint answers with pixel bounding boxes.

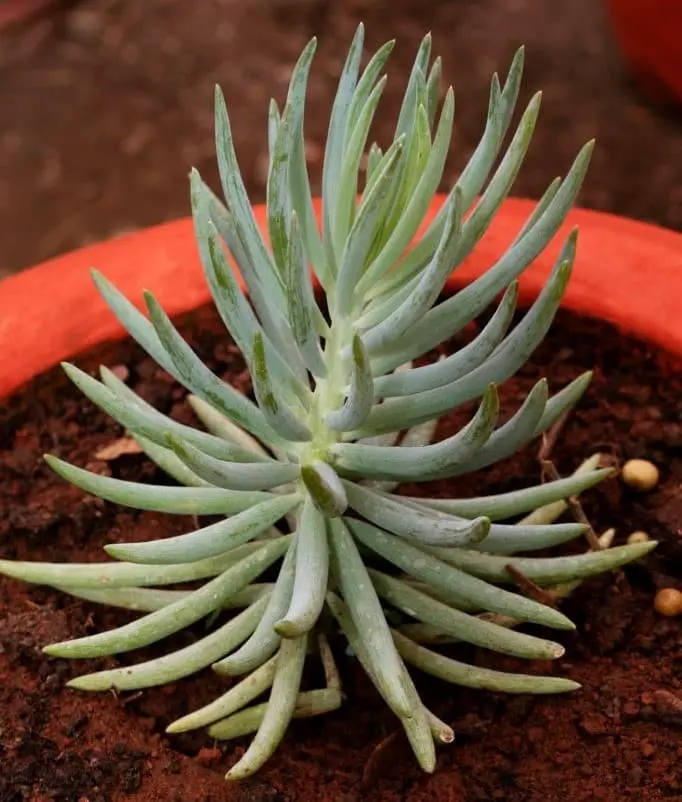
[1,0,681,278]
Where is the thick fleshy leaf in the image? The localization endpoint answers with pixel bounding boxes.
[365,59,427,255]
[452,521,588,554]
[357,86,455,294]
[279,37,320,251]
[383,100,430,238]
[370,570,563,660]
[322,23,365,273]
[267,39,317,274]
[45,455,271,515]
[0,541,276,590]
[209,687,341,744]
[334,75,388,251]
[394,33,432,139]
[338,39,396,243]
[276,498,328,638]
[288,111,328,290]
[347,518,575,630]
[214,87,284,307]
[423,378,547,482]
[393,630,580,694]
[213,541,296,676]
[455,46,525,206]
[327,519,414,719]
[356,270,421,331]
[427,541,657,585]
[535,371,592,434]
[334,137,405,317]
[131,435,210,488]
[285,213,327,377]
[225,634,308,780]
[512,176,562,244]
[192,175,310,407]
[300,461,348,517]
[77,364,259,463]
[267,98,280,162]
[215,89,307,379]
[251,332,312,442]
[143,291,285,446]
[344,485,490,547]
[368,87,539,307]
[68,595,269,692]
[164,433,296,491]
[363,187,464,354]
[190,171,259,357]
[324,334,374,431]
[186,395,272,459]
[442,373,592,480]
[348,40,395,131]
[425,56,442,128]
[90,270,183,384]
[375,143,593,373]
[367,493,588,554]
[104,493,300,565]
[362,417,438,493]
[169,655,278,733]
[365,142,383,184]
[413,463,611,520]
[333,384,498,479]
[368,49,525,302]
[361,234,575,433]
[373,282,518,397]
[43,538,288,657]
[56,583,271,614]
[325,591,436,771]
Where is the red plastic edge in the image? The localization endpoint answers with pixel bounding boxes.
[1,196,681,400]
[607,0,682,105]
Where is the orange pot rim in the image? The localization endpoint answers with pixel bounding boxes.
[1,195,681,400]
[607,0,682,105]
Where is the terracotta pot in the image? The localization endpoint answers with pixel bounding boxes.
[1,196,681,399]
[607,0,682,105]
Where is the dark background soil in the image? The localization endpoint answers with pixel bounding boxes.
[1,0,682,279]
[1,306,681,801]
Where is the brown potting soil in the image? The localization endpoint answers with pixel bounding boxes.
[1,305,682,801]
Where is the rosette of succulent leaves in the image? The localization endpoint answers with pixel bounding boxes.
[0,26,655,780]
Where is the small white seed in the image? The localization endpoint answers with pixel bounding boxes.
[627,531,650,545]
[599,528,616,549]
[621,459,660,492]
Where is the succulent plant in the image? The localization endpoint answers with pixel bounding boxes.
[0,26,656,780]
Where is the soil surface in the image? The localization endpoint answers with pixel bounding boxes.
[1,0,682,278]
[1,305,681,801]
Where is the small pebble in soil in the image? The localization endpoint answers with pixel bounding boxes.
[196,747,222,767]
[627,530,650,544]
[654,587,682,617]
[108,364,129,382]
[641,741,656,758]
[621,458,660,492]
